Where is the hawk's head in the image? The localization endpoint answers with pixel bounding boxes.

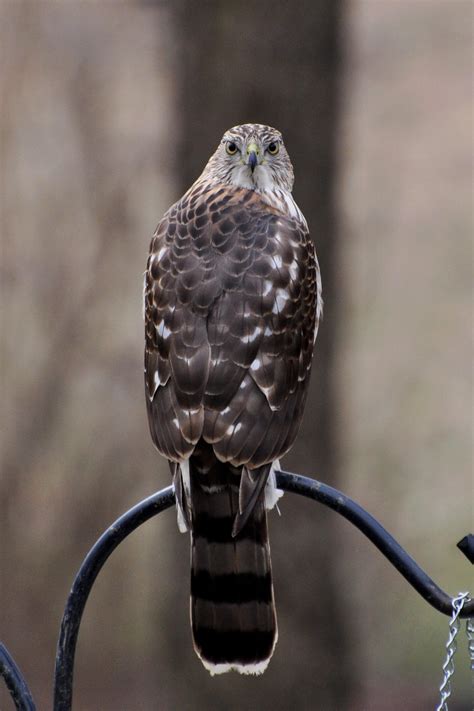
[202,124,295,194]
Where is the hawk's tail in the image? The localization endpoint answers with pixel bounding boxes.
[186,451,278,675]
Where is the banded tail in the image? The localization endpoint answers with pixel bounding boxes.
[176,447,280,675]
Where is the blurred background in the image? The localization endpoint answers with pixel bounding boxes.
[1,1,472,709]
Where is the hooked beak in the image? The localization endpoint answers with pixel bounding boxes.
[246,141,259,173]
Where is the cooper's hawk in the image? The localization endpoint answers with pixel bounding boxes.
[144,124,321,675]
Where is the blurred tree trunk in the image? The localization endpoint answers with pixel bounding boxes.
[154,2,355,709]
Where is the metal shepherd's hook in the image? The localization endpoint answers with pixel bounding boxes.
[1,471,472,711]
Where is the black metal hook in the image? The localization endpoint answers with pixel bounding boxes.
[276,470,473,616]
[54,485,175,711]
[1,471,472,711]
[0,643,36,711]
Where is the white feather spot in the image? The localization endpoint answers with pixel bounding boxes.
[272,289,289,314]
[176,507,188,533]
[176,460,191,533]
[226,422,242,436]
[310,254,323,344]
[265,460,284,510]
[142,272,147,320]
[289,260,298,280]
[250,358,261,371]
[203,659,271,676]
[157,322,171,340]
[180,460,190,495]
[245,326,262,344]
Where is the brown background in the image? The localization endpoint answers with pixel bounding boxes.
[1,1,472,709]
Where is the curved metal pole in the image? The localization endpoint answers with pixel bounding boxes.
[48,472,472,710]
[276,470,473,618]
[53,486,175,711]
[0,643,36,711]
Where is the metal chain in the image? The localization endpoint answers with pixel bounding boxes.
[435,591,471,711]
[466,615,474,711]
[467,615,474,675]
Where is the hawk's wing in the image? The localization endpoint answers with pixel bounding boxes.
[144,183,319,467]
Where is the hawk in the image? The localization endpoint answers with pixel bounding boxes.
[144,124,321,675]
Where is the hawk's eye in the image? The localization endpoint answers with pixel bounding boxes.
[267,142,279,155]
[226,141,238,155]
